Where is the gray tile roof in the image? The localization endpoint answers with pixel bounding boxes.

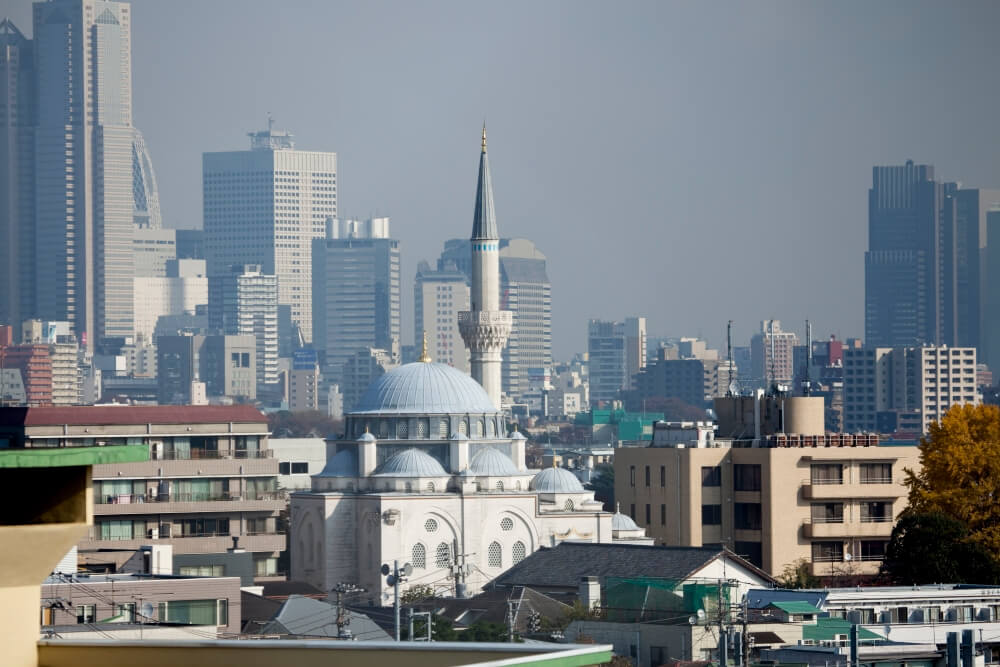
[491,543,774,590]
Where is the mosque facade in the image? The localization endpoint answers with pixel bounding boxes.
[290,131,649,603]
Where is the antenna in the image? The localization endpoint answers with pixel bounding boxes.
[768,320,776,394]
[804,320,812,397]
[726,320,738,397]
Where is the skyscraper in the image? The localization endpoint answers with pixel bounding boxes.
[954,188,1000,353]
[750,319,798,388]
[587,319,645,405]
[209,264,279,392]
[311,217,400,384]
[203,120,336,345]
[28,0,164,350]
[459,127,512,409]
[414,260,470,372]
[865,161,952,348]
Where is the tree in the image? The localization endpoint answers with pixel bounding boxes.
[585,464,614,512]
[267,410,343,438]
[400,584,435,605]
[905,404,1000,556]
[775,558,821,589]
[881,511,1000,585]
[637,396,707,421]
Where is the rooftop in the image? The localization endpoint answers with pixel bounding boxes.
[0,405,267,427]
[351,362,498,416]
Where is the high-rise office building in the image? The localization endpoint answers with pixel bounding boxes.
[27,0,163,350]
[209,264,279,392]
[954,189,1000,354]
[623,316,646,390]
[203,120,336,345]
[414,260,469,372]
[0,18,35,331]
[311,217,400,383]
[438,236,551,401]
[985,210,1000,371]
[587,320,627,405]
[750,320,798,388]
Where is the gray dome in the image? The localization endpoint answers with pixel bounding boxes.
[612,512,640,532]
[351,362,497,415]
[468,447,518,476]
[510,431,526,441]
[316,449,357,478]
[357,432,376,443]
[530,467,585,493]
[372,448,448,477]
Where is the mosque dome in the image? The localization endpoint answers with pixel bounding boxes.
[530,467,585,493]
[372,448,448,477]
[316,449,358,478]
[611,512,640,532]
[468,447,519,476]
[351,362,498,415]
[357,432,377,443]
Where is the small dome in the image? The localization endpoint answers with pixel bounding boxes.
[530,467,585,493]
[372,448,448,477]
[612,512,640,532]
[316,449,357,478]
[352,362,498,415]
[510,431,526,441]
[450,432,469,441]
[357,432,376,443]
[468,447,518,476]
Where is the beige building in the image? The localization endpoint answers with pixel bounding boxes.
[414,261,471,372]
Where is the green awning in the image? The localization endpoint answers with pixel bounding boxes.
[0,445,148,468]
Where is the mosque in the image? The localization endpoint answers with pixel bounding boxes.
[290,128,650,603]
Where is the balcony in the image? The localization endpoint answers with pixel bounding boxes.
[78,531,286,554]
[803,517,894,538]
[802,480,900,500]
[93,455,278,480]
[810,559,882,577]
[94,490,288,515]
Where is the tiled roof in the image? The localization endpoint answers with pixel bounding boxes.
[491,543,775,590]
[768,601,821,614]
[0,405,267,427]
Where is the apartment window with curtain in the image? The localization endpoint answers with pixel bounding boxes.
[702,504,722,525]
[158,599,228,626]
[810,463,843,485]
[860,462,892,484]
[811,541,843,562]
[811,502,844,524]
[76,605,96,624]
[701,466,722,487]
[860,541,887,561]
[733,465,761,491]
[860,501,891,523]
[734,503,762,530]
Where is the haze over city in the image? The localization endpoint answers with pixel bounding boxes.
[7,0,1000,357]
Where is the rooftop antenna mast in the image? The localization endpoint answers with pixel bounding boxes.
[804,320,812,396]
[768,320,776,395]
[726,320,738,397]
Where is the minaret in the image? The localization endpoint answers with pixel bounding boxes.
[459,125,512,409]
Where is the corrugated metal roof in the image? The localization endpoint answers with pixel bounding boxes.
[0,405,267,427]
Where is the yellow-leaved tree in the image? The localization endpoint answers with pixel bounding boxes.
[905,403,1000,556]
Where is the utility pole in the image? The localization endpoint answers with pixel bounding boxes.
[452,538,472,598]
[741,595,750,667]
[506,599,516,642]
[382,560,412,641]
[718,581,728,667]
[331,582,364,639]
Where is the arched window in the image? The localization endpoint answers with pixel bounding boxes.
[416,419,429,438]
[439,419,449,438]
[404,482,412,493]
[476,420,484,436]
[487,420,495,437]
[436,542,451,567]
[515,480,522,491]
[500,517,514,532]
[426,481,435,492]
[488,541,502,568]
[412,543,426,569]
[495,480,504,492]
[512,541,526,565]
[397,421,409,438]
[564,499,575,511]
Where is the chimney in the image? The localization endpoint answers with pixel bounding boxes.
[579,576,601,610]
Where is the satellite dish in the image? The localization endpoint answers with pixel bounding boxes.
[844,553,852,562]
[401,563,413,577]
[697,609,706,619]
[381,564,391,576]
[140,602,154,620]
[689,616,697,625]
[386,575,397,587]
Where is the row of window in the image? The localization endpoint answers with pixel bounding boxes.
[70,599,228,626]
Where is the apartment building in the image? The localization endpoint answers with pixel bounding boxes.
[844,345,979,434]
[614,417,919,579]
[0,405,285,582]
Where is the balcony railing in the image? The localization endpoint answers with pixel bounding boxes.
[809,478,844,485]
[96,490,287,505]
[860,514,892,523]
[150,449,274,461]
[810,516,844,524]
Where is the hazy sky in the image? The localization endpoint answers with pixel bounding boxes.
[7,0,1000,358]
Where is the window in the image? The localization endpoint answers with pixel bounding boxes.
[158,599,228,626]
[278,462,290,474]
[891,607,908,623]
[630,466,636,487]
[812,541,844,563]
[291,462,308,474]
[179,565,224,577]
[701,466,721,487]
[860,463,892,484]
[630,503,636,520]
[660,465,666,487]
[957,606,974,622]
[735,503,762,530]
[512,541,526,565]
[436,542,451,567]
[424,518,438,532]
[860,502,890,523]
[117,603,135,623]
[811,503,844,524]
[564,499,575,511]
[253,557,278,577]
[77,605,96,624]
[500,517,513,531]
[734,465,761,491]
[488,541,502,568]
[412,543,426,569]
[702,504,722,525]
[645,466,650,487]
[811,464,843,485]
[495,481,504,491]
[858,540,886,562]
[660,504,666,526]
[645,504,651,525]
[426,482,435,492]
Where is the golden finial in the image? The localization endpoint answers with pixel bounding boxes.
[481,123,487,153]
[419,330,432,363]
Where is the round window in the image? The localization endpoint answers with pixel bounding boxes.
[425,518,438,532]
[501,517,514,531]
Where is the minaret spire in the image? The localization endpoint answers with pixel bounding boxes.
[459,126,512,410]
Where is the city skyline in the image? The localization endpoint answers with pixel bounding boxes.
[7,1,999,357]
